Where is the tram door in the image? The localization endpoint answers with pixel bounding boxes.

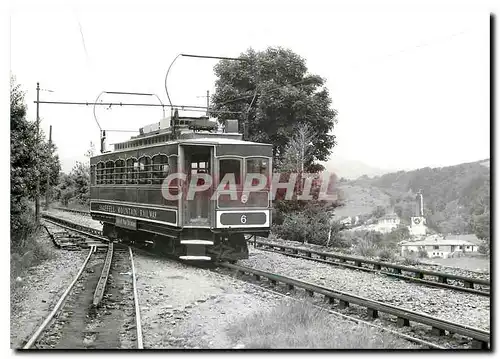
[181,145,212,226]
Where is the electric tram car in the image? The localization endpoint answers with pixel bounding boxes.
[89,110,272,262]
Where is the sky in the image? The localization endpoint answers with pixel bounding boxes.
[9,0,491,174]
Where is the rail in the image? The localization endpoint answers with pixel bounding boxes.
[220,262,490,349]
[93,243,114,306]
[45,209,490,294]
[23,246,95,349]
[129,247,143,349]
[41,214,144,349]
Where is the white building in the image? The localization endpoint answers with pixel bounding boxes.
[348,213,400,234]
[400,234,480,258]
[375,213,401,233]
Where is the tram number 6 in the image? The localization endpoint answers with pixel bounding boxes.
[240,215,247,224]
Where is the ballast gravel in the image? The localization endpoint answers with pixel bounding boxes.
[10,232,88,348]
[240,246,490,331]
[131,253,417,349]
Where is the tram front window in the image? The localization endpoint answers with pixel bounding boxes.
[218,159,241,188]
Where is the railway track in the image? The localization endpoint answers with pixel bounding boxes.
[218,262,490,350]
[251,240,490,296]
[23,220,143,350]
[40,212,490,350]
[50,207,491,296]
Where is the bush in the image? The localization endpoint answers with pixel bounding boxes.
[402,255,420,266]
[478,239,490,255]
[353,238,377,257]
[329,229,353,249]
[417,248,428,258]
[273,211,330,245]
[376,247,395,262]
[11,208,53,282]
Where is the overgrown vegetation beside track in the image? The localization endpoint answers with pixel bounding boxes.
[10,76,58,284]
[226,299,416,349]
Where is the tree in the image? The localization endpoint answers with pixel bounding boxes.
[277,123,315,173]
[212,47,337,169]
[69,161,90,205]
[54,172,75,206]
[10,76,61,246]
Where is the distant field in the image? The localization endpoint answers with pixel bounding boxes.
[422,256,490,273]
[334,183,391,218]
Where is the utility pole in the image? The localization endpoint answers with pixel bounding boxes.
[44,125,52,210]
[35,82,40,224]
[197,90,210,116]
[206,90,209,116]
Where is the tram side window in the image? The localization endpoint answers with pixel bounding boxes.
[90,165,96,185]
[126,158,138,184]
[138,157,151,184]
[152,154,169,185]
[219,159,241,187]
[96,162,105,185]
[115,159,125,184]
[105,161,114,185]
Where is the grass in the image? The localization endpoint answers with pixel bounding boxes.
[11,210,54,292]
[226,299,417,349]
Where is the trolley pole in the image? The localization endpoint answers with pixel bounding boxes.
[44,125,52,210]
[206,90,209,116]
[35,82,40,224]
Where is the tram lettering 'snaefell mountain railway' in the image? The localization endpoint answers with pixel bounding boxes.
[90,110,273,262]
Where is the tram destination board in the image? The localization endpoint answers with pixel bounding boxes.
[116,216,137,230]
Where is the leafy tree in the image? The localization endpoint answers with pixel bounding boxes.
[212,47,337,169]
[54,172,75,206]
[70,161,90,205]
[10,75,60,246]
[272,129,340,225]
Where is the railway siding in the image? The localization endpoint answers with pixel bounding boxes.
[241,247,490,332]
[253,240,489,295]
[221,262,490,349]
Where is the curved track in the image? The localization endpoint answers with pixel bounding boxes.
[51,207,490,296]
[40,212,490,350]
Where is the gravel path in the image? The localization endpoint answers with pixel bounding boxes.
[240,247,490,331]
[10,234,88,348]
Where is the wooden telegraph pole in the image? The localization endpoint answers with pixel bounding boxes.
[44,125,52,210]
[35,83,40,224]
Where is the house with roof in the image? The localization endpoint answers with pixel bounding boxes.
[400,234,480,258]
[347,213,400,234]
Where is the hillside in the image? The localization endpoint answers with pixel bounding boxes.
[334,182,391,218]
[321,159,397,180]
[336,159,490,242]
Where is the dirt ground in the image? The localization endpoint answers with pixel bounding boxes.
[10,234,88,348]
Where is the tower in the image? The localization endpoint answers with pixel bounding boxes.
[409,189,426,236]
[415,189,424,217]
